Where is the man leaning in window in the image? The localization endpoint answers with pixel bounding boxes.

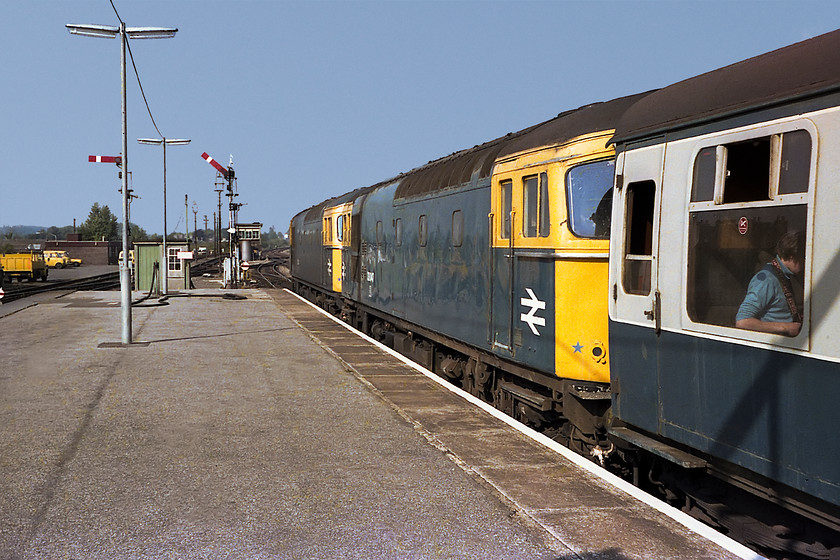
[735,231,805,337]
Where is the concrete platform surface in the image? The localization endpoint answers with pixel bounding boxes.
[0,288,750,559]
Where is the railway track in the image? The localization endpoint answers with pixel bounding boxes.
[190,255,222,277]
[2,272,120,304]
[0,252,289,306]
[251,248,292,290]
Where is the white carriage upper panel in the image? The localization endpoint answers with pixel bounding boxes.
[609,29,840,363]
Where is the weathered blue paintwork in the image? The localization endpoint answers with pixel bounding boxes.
[359,183,491,345]
[290,209,323,289]
[491,247,556,372]
[356,179,556,375]
[610,321,840,507]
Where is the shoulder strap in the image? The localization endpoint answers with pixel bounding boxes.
[768,259,802,323]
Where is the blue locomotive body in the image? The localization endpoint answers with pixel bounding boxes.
[357,181,496,353]
[293,95,640,434]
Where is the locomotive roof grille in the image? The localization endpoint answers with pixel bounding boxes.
[301,185,376,223]
[393,91,647,200]
[611,29,840,145]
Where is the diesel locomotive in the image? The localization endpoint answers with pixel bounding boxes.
[292,92,646,455]
[291,30,840,558]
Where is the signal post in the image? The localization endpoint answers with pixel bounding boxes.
[201,152,241,288]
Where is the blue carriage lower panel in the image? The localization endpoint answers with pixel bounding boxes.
[610,320,840,508]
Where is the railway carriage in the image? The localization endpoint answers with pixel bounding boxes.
[608,30,840,544]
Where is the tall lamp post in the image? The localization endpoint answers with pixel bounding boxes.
[138,137,190,295]
[66,22,177,344]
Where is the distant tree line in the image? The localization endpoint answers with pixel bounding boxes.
[262,226,288,249]
[7,202,287,248]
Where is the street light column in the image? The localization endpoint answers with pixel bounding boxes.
[162,138,168,294]
[138,137,190,296]
[119,22,132,344]
[67,21,178,345]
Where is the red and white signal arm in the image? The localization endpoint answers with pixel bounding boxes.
[88,155,122,164]
[0,287,4,300]
[240,261,250,270]
[201,152,229,178]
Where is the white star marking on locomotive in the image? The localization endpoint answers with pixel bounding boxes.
[520,288,546,336]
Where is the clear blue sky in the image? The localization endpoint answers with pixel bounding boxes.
[2,1,838,237]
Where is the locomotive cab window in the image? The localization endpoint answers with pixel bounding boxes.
[323,217,332,243]
[539,173,550,237]
[686,127,812,339]
[567,159,615,238]
[500,180,512,239]
[341,212,351,245]
[522,173,549,238]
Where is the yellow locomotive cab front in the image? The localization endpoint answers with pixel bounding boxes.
[322,202,353,293]
[490,130,615,385]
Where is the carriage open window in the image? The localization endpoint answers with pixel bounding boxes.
[622,180,655,296]
[686,129,811,333]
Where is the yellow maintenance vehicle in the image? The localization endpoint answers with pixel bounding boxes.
[0,251,48,282]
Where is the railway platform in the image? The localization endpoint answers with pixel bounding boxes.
[0,287,756,559]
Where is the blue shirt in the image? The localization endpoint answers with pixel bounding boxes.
[736,257,795,323]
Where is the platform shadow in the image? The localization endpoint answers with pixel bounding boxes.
[142,326,297,345]
[551,548,632,560]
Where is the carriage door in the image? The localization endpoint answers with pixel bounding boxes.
[610,143,665,331]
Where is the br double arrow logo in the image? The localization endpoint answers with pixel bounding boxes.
[520,288,546,336]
